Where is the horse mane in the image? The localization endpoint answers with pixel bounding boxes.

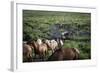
[45,43,50,49]
[33,41,37,48]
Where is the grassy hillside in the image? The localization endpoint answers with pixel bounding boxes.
[23,10,91,60]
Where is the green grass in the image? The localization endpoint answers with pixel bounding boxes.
[23,10,91,60]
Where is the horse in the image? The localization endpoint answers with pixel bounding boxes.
[23,42,33,62]
[36,39,48,59]
[27,40,38,57]
[47,48,80,61]
[27,39,48,60]
[45,39,58,53]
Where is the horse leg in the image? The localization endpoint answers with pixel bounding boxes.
[28,52,32,62]
[45,50,48,60]
[52,49,54,53]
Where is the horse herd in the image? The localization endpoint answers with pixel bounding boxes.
[23,39,80,62]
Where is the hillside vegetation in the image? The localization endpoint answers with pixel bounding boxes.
[23,10,91,60]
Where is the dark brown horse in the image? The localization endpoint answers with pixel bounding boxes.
[47,48,80,61]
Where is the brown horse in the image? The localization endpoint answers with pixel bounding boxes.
[47,48,80,61]
[27,39,48,59]
[36,39,48,59]
[23,43,33,62]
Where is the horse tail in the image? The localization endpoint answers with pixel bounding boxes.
[73,48,80,54]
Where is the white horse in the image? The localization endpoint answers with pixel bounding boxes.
[37,38,42,45]
[45,39,58,53]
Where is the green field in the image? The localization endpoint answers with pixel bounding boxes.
[23,10,91,60]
